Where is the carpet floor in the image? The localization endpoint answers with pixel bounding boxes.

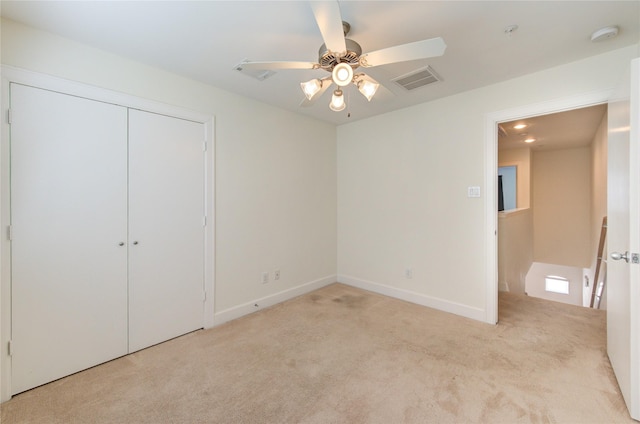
[0,283,633,423]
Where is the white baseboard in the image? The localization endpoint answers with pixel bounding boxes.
[213,275,337,326]
[337,274,486,322]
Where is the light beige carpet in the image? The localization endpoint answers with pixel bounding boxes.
[1,283,633,423]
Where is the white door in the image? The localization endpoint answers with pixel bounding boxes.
[10,84,129,394]
[607,58,639,420]
[128,109,205,352]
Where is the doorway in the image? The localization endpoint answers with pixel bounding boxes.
[483,90,614,324]
[497,104,607,308]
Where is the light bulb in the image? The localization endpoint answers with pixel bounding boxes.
[329,89,345,112]
[332,63,353,87]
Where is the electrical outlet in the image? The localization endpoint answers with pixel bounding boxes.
[274,269,280,280]
[261,272,269,284]
[405,268,413,279]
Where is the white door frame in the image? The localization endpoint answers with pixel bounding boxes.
[630,58,640,420]
[0,65,216,401]
[483,89,614,324]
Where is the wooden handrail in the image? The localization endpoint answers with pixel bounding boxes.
[590,216,607,308]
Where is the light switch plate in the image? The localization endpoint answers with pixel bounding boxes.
[468,186,481,198]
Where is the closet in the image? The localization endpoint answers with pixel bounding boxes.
[9,83,206,394]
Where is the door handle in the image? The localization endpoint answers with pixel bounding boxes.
[611,251,629,263]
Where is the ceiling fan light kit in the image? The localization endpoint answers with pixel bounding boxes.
[329,89,346,111]
[332,63,354,87]
[301,78,323,100]
[356,76,379,101]
[239,1,447,113]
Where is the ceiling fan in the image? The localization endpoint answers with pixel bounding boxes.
[235,1,447,112]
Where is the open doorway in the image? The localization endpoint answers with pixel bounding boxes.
[497,104,608,309]
[483,90,614,325]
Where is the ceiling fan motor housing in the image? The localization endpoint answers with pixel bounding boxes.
[318,38,362,71]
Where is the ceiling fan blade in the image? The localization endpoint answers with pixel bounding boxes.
[310,1,346,54]
[360,37,447,67]
[300,79,332,107]
[236,61,318,71]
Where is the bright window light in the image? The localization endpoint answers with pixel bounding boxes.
[545,276,569,294]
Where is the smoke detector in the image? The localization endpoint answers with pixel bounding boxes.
[591,26,619,42]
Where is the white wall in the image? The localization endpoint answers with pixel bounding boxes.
[0,18,337,322]
[532,146,592,267]
[337,45,638,320]
[587,111,609,309]
[498,208,533,294]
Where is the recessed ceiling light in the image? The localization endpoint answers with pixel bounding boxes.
[591,26,619,42]
[524,138,536,143]
[513,124,527,130]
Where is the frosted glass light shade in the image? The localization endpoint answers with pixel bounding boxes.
[329,89,345,112]
[300,79,322,100]
[357,79,379,101]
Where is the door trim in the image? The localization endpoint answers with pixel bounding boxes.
[483,89,614,324]
[629,59,639,420]
[0,65,215,401]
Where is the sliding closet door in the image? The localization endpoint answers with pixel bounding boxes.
[10,84,128,394]
[128,109,205,352]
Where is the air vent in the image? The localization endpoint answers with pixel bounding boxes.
[233,60,276,81]
[392,66,441,91]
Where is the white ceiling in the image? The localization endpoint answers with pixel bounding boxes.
[499,104,608,151]
[1,1,638,126]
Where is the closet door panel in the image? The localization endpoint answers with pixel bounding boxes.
[10,84,129,394]
[128,109,205,352]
